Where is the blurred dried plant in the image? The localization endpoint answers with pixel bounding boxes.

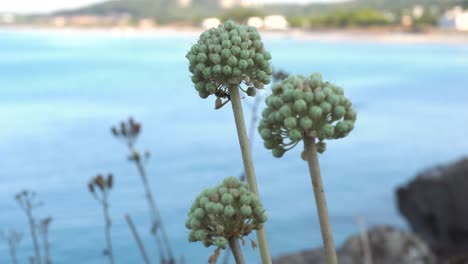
[0,229,22,264]
[15,190,42,264]
[39,217,53,264]
[111,117,175,264]
[88,174,115,264]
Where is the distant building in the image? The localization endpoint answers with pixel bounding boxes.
[439,6,468,31]
[220,0,258,9]
[202,18,221,29]
[412,5,425,19]
[139,18,156,29]
[401,15,413,27]
[1,13,15,24]
[178,0,192,8]
[247,17,263,28]
[52,16,67,27]
[263,15,288,30]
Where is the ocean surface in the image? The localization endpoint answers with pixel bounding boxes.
[0,29,467,263]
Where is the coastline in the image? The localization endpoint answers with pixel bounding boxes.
[1,25,468,44]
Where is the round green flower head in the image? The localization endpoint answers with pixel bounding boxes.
[186,20,272,99]
[185,177,267,250]
[258,73,357,157]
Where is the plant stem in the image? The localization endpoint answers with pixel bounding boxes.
[125,214,151,264]
[8,239,19,264]
[40,224,51,264]
[134,156,174,262]
[227,85,271,264]
[102,191,115,264]
[25,201,41,264]
[303,136,337,264]
[228,238,245,264]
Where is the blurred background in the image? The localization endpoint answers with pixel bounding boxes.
[1,0,468,263]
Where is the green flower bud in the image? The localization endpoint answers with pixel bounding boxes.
[272,147,285,158]
[221,48,231,59]
[213,203,224,213]
[212,64,222,75]
[231,35,242,45]
[218,187,228,195]
[224,205,236,217]
[224,20,235,30]
[215,237,228,249]
[293,89,304,100]
[195,230,207,240]
[232,67,242,77]
[209,54,221,64]
[320,102,332,114]
[240,50,250,59]
[205,202,216,213]
[309,106,323,120]
[263,51,272,60]
[231,46,241,56]
[240,194,252,205]
[327,94,339,106]
[345,108,357,121]
[190,218,201,229]
[310,72,322,88]
[199,90,209,99]
[255,53,264,63]
[253,40,262,49]
[321,124,334,138]
[246,87,256,97]
[279,105,292,117]
[289,129,302,141]
[240,205,252,217]
[333,105,346,119]
[284,117,297,129]
[294,99,307,113]
[197,53,207,63]
[222,39,232,49]
[283,89,295,102]
[194,208,205,219]
[300,117,313,130]
[304,91,314,103]
[254,206,264,216]
[263,140,276,150]
[221,193,234,205]
[222,65,232,76]
[316,141,326,153]
[238,59,248,70]
[223,177,239,188]
[335,121,349,135]
[314,90,325,103]
[227,56,237,67]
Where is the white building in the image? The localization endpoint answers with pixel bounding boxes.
[202,18,221,29]
[220,0,259,9]
[439,6,468,31]
[247,17,263,28]
[178,0,192,7]
[263,15,288,30]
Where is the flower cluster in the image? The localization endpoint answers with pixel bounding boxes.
[185,177,267,249]
[258,74,357,157]
[186,20,272,99]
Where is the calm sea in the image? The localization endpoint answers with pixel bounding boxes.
[0,29,467,263]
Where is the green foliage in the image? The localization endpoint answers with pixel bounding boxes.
[185,177,267,249]
[187,20,272,99]
[259,74,357,157]
[309,9,392,28]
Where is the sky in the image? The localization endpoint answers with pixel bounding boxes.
[0,0,347,14]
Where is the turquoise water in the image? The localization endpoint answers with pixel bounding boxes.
[0,29,467,263]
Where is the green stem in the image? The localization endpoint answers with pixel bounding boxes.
[228,238,245,264]
[228,85,272,264]
[303,136,337,264]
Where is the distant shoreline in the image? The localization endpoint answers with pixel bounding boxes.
[2,25,468,44]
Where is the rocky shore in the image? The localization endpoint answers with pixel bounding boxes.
[275,158,468,264]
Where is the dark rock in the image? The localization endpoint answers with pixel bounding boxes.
[274,225,435,264]
[397,158,468,256]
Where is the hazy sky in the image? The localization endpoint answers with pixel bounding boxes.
[0,0,347,14]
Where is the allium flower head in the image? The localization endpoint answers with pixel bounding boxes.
[185,177,267,249]
[258,74,357,157]
[187,20,272,99]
